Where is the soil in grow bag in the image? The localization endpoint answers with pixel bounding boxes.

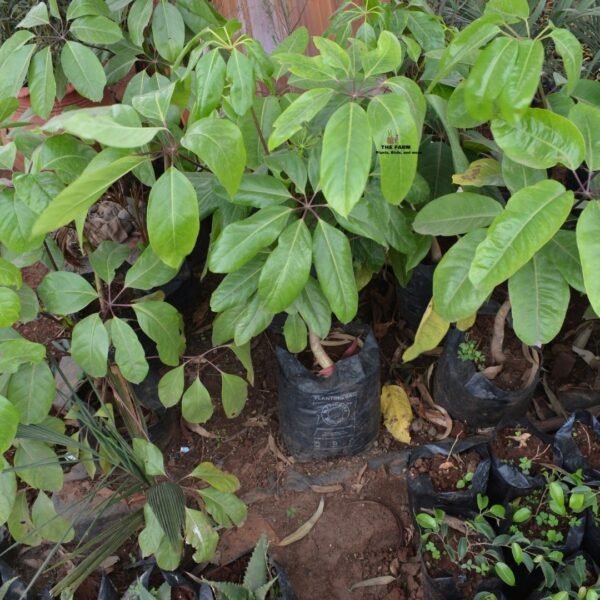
[554,411,600,481]
[277,325,380,461]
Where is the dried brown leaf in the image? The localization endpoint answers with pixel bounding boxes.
[278,496,324,547]
[349,576,396,591]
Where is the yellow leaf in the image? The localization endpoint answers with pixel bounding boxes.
[452,158,503,187]
[403,301,449,362]
[456,312,476,331]
[380,384,413,444]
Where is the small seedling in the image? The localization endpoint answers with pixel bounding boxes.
[286,506,298,519]
[519,457,533,474]
[456,471,474,490]
[457,340,486,370]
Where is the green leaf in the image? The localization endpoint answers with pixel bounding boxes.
[470,180,573,289]
[28,47,56,120]
[433,229,493,322]
[193,48,227,119]
[570,103,600,171]
[7,490,41,546]
[452,158,504,187]
[484,0,529,22]
[133,438,165,476]
[67,0,110,19]
[33,153,148,234]
[229,343,254,386]
[209,206,291,273]
[71,15,123,45]
[221,373,247,419]
[60,41,106,102]
[233,294,273,346]
[71,314,109,377]
[231,175,292,209]
[132,301,185,367]
[495,562,516,587]
[546,230,585,293]
[0,339,45,375]
[0,288,20,328]
[508,250,570,345]
[182,117,246,198]
[132,82,175,124]
[360,30,403,76]
[147,167,199,268]
[14,172,63,214]
[367,93,419,205]
[0,395,19,453]
[190,462,240,492]
[33,134,97,185]
[0,45,36,99]
[185,508,218,563]
[37,272,97,315]
[89,241,130,284]
[549,28,582,95]
[127,0,153,48]
[258,219,311,312]
[17,3,50,27]
[0,141,16,170]
[0,456,17,526]
[152,0,185,63]
[139,502,183,570]
[210,255,265,313]
[7,362,54,425]
[511,542,523,565]
[415,513,437,530]
[464,37,518,121]
[124,245,177,290]
[405,12,445,51]
[321,102,371,217]
[413,193,502,235]
[0,192,43,253]
[501,155,546,194]
[227,48,254,117]
[386,76,426,129]
[283,313,307,353]
[181,378,213,424]
[158,365,184,408]
[313,220,357,324]
[0,31,34,69]
[198,487,247,527]
[14,440,63,491]
[492,108,585,170]
[577,201,600,316]
[31,491,74,543]
[268,88,334,151]
[109,317,148,384]
[293,277,331,339]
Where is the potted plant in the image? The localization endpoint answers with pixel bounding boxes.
[554,410,600,482]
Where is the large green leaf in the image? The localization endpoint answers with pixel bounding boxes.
[464,37,518,121]
[194,48,226,119]
[14,440,63,492]
[132,438,165,476]
[283,313,307,353]
[147,167,199,268]
[360,31,403,76]
[569,103,600,171]
[577,201,600,316]
[321,102,372,217]
[67,0,111,19]
[501,155,546,194]
[313,220,357,324]
[14,172,63,214]
[158,365,184,408]
[258,219,312,312]
[227,48,254,117]
[549,28,582,96]
[7,362,54,425]
[31,491,74,543]
[185,508,218,563]
[198,487,247,527]
[61,41,106,101]
[28,46,56,119]
[268,88,334,150]
[469,180,573,289]
[33,153,148,234]
[433,229,493,322]
[181,117,246,198]
[292,277,331,339]
[190,462,240,493]
[124,245,177,290]
[545,230,585,293]
[127,0,153,47]
[221,373,247,419]
[7,490,41,545]
[0,193,43,252]
[70,15,123,44]
[0,288,20,328]
[0,456,17,526]
[32,134,96,185]
[498,39,544,121]
[181,378,213,424]
[209,206,292,273]
[152,0,184,62]
[413,193,502,236]
[492,108,585,170]
[210,255,265,313]
[71,313,109,377]
[367,94,419,205]
[231,175,292,209]
[508,250,569,346]
[132,301,184,366]
[37,272,97,315]
[109,317,148,384]
[0,258,21,289]
[0,395,19,453]
[233,294,273,346]
[484,0,529,22]
[406,11,445,51]
[386,76,426,129]
[0,45,36,100]
[0,339,45,375]
[89,241,130,284]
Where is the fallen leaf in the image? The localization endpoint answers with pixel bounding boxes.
[349,576,396,591]
[380,385,413,444]
[278,496,324,547]
[309,484,342,494]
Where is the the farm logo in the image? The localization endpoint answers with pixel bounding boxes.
[378,129,420,155]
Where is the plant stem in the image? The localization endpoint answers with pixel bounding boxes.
[309,329,334,371]
[490,300,511,365]
[251,107,270,155]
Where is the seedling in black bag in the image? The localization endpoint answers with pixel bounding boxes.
[457,339,486,371]
[520,457,533,475]
[456,471,475,490]
[537,554,600,599]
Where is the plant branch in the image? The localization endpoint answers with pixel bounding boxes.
[309,329,334,372]
[251,107,270,155]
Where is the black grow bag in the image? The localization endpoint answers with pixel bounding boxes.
[408,439,490,516]
[397,263,434,331]
[433,328,540,428]
[554,410,600,482]
[276,325,380,460]
[584,510,600,566]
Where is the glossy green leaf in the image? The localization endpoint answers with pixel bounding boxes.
[181,378,213,424]
[152,0,185,62]
[361,31,403,76]
[211,305,244,346]
[484,0,528,22]
[133,438,165,476]
[17,3,49,27]
[227,48,254,116]
[37,272,97,315]
[413,193,502,235]
[221,373,247,419]
[577,201,600,316]
[7,362,54,425]
[89,241,130,284]
[313,220,357,324]
[0,31,34,69]
[198,487,247,527]
[185,508,218,563]
[67,0,110,20]
[192,48,227,119]
[545,230,585,293]
[501,154,546,194]
[109,317,148,384]
[367,93,419,205]
[127,0,153,47]
[28,47,56,120]
[209,206,291,273]
[190,462,240,493]
[321,102,371,217]
[71,15,123,45]
[124,245,178,290]
[0,457,17,526]
[231,175,292,209]
[71,313,109,377]
[182,117,246,198]
[433,229,493,322]
[132,301,184,367]
[0,192,43,253]
[233,294,273,346]
[469,180,573,289]
[0,45,36,99]
[147,167,199,268]
[293,277,331,339]
[283,313,307,353]
[492,108,585,170]
[570,103,600,171]
[0,395,19,453]
[386,76,426,130]
[31,491,74,543]
[495,563,516,587]
[158,365,184,408]
[258,219,311,312]
[13,172,63,214]
[131,82,175,124]
[0,339,45,375]
[406,12,445,51]
[61,41,106,101]
[210,255,265,313]
[550,28,582,95]
[0,288,20,328]
[14,440,63,491]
